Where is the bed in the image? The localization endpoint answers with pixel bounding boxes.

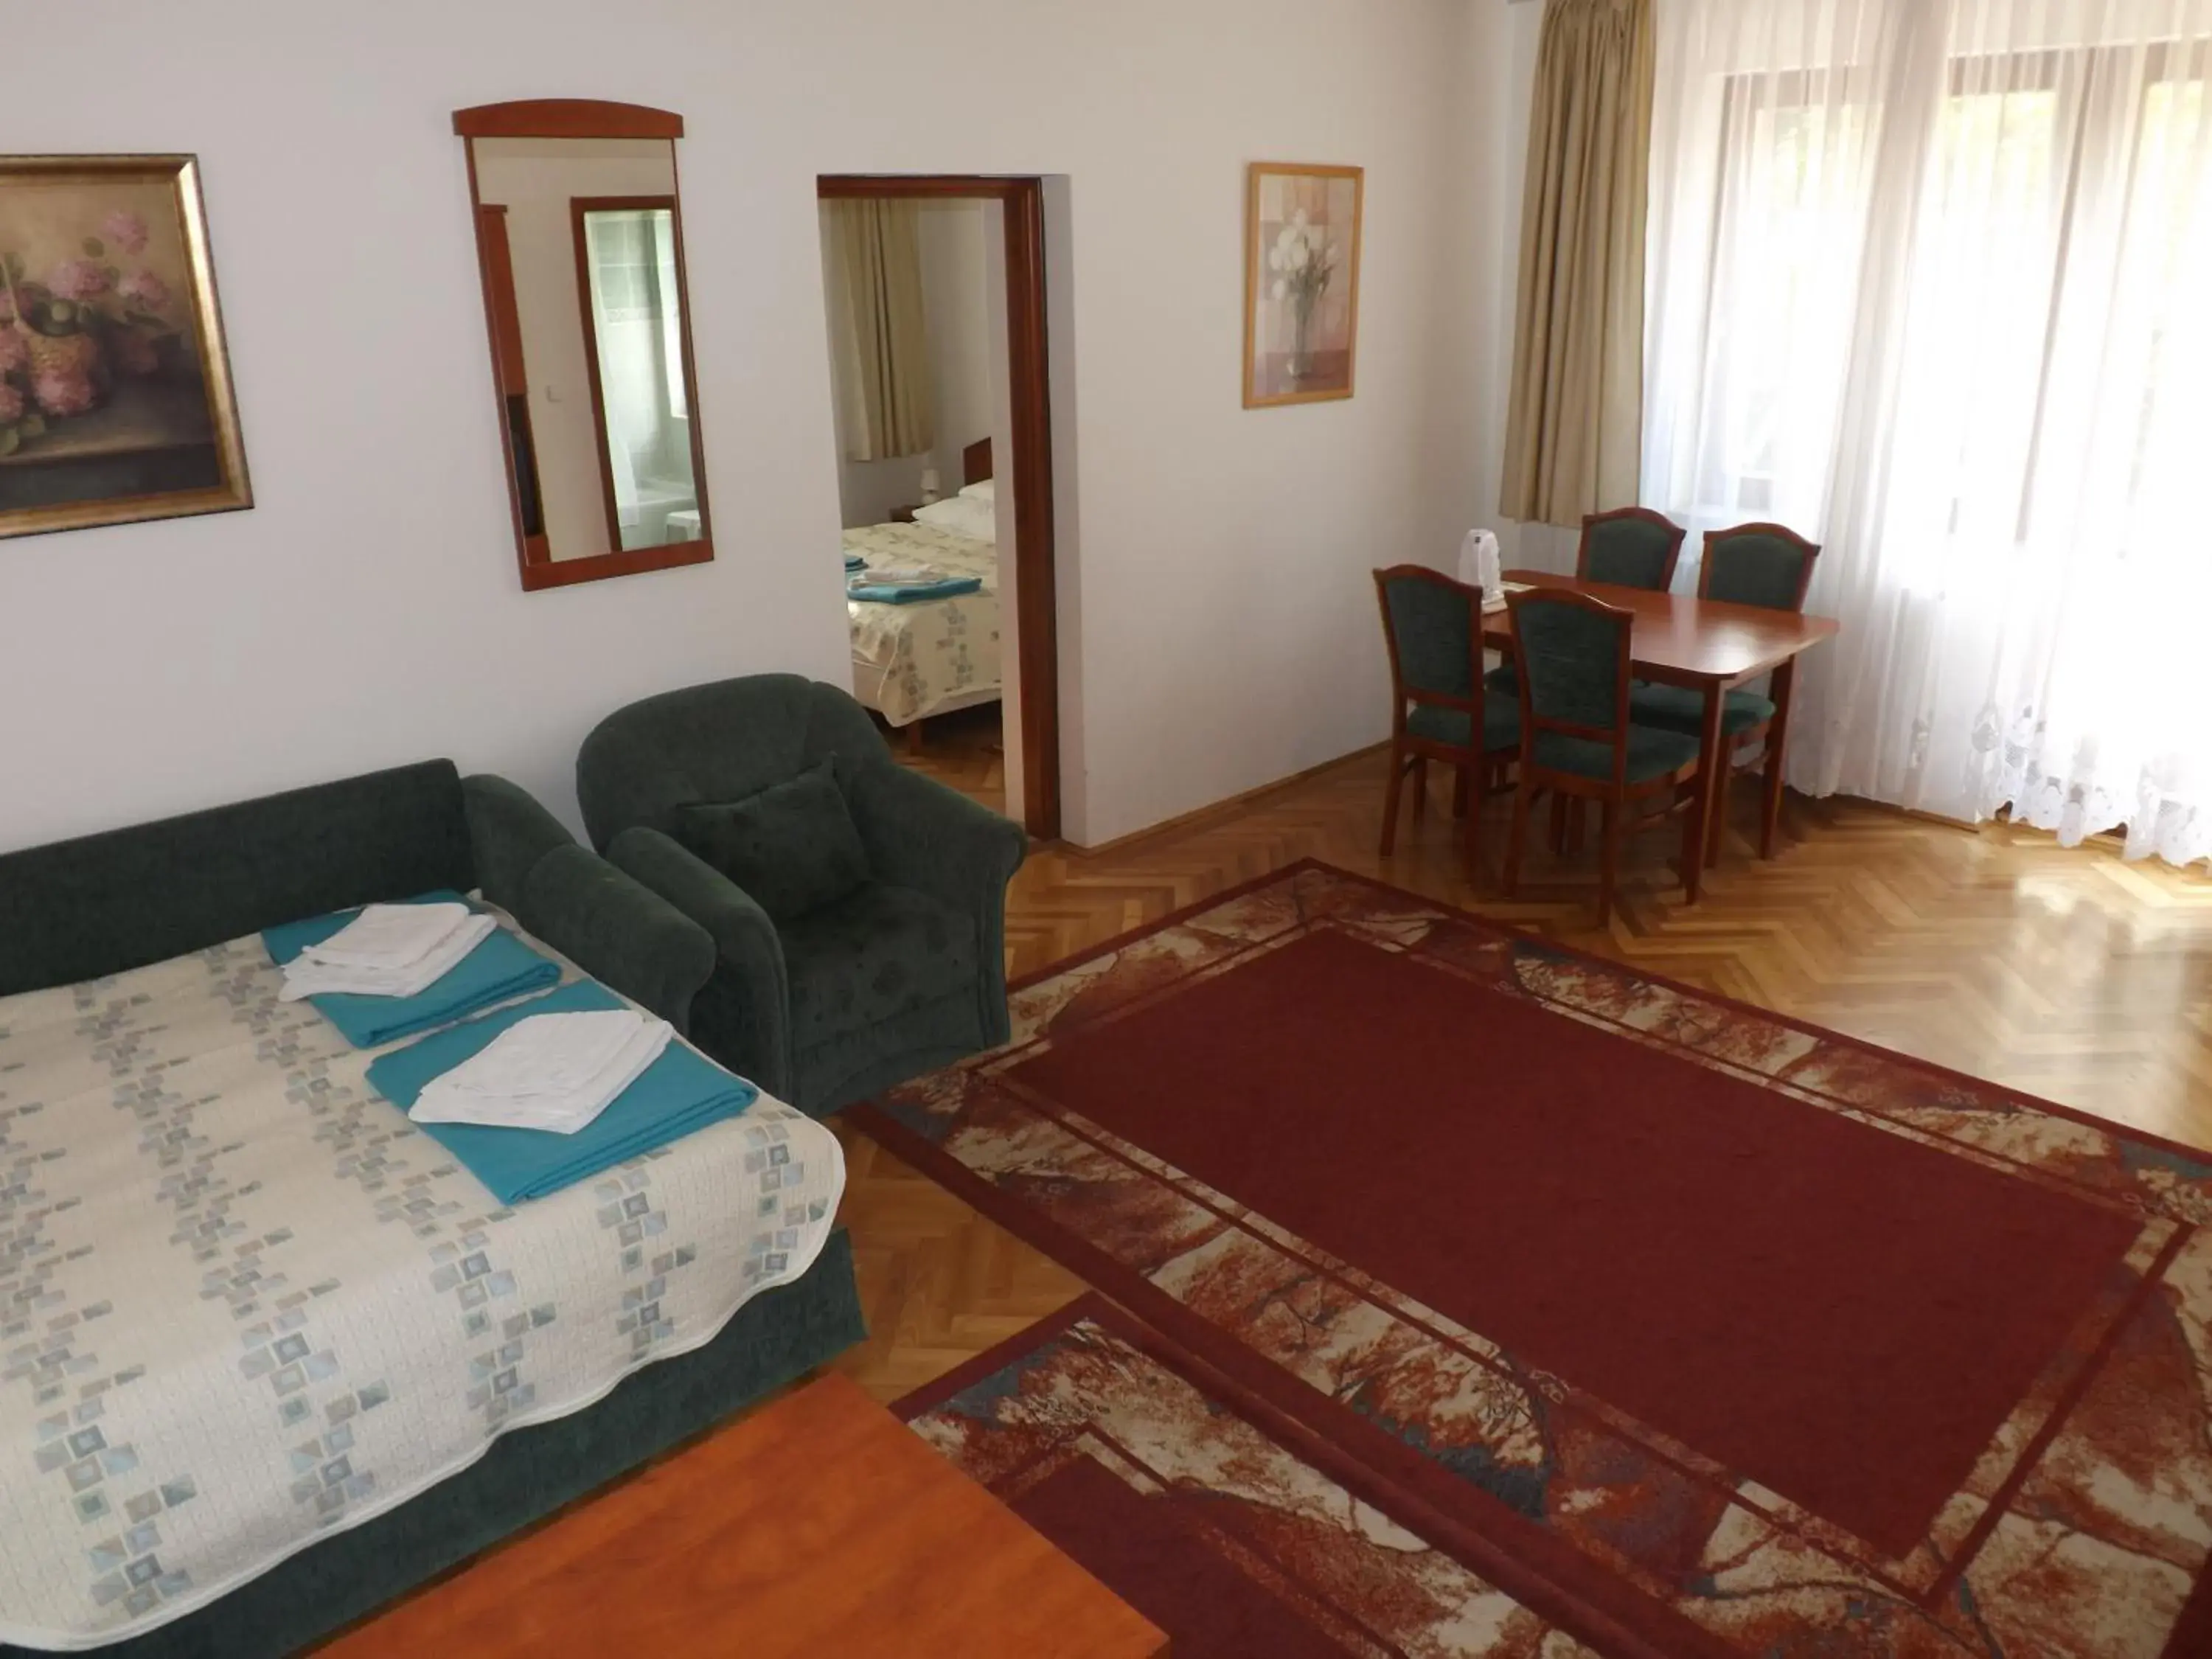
[0,914,846,1654]
[0,764,861,1658]
[846,437,1003,731]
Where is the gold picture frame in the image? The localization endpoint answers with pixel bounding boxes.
[1243,161,1363,408]
[0,154,251,540]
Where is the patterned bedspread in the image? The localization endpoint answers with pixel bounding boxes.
[844,521,1001,726]
[0,922,844,1650]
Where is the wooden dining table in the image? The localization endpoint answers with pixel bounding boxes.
[1482,568,1840,902]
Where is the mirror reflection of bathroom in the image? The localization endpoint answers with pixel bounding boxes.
[820,191,1014,804]
[470,137,703,560]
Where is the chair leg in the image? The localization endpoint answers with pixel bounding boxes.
[1503,781,1534,896]
[1597,799,1623,927]
[1566,799,1587,854]
[1410,758,1429,822]
[905,718,926,757]
[1380,744,1405,856]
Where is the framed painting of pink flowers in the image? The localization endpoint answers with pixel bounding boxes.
[1243,162,1362,409]
[0,155,250,540]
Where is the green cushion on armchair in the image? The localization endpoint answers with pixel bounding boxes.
[672,760,872,922]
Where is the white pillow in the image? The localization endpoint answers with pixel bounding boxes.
[958,477,996,504]
[912,494,998,543]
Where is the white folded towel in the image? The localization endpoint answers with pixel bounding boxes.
[279,912,495,1001]
[298,901,475,970]
[409,1009,675,1135]
[858,560,951,585]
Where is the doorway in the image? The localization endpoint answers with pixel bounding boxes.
[816,175,1060,841]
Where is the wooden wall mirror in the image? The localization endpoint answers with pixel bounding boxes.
[454,100,712,590]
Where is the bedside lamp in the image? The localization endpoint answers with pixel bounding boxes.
[919,467,943,504]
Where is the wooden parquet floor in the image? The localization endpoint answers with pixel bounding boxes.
[330,731,2212,1649]
[830,742,2212,1403]
[888,703,1007,815]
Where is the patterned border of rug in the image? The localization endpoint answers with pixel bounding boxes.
[899,1293,1601,1658]
[852,858,2212,1658]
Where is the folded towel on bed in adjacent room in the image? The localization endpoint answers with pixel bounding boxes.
[847,570,984,604]
[366,980,759,1202]
[844,549,866,571]
[262,892,561,1048]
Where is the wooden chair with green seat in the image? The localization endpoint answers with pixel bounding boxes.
[1501,587,1705,925]
[1628,521,1821,865]
[1484,506,1688,706]
[1374,566,1520,883]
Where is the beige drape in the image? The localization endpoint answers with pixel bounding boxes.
[1498,0,1655,526]
[823,199,935,462]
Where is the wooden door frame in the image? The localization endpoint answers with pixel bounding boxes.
[817,173,1061,841]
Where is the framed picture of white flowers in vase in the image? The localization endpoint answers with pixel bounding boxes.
[0,155,251,540]
[1243,161,1362,408]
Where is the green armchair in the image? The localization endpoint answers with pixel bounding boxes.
[577,674,1027,1116]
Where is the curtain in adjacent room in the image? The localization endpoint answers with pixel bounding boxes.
[1500,0,1658,526]
[1644,0,2212,866]
[822,198,935,462]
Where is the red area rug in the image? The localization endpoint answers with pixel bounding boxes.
[853,860,2212,1658]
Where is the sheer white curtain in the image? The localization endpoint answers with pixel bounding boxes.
[1644,0,2212,866]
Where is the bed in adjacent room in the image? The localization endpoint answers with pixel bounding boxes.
[0,901,846,1655]
[846,437,1003,733]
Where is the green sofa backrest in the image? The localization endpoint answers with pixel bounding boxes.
[0,760,475,997]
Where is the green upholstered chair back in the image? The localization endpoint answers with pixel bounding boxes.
[576,673,893,850]
[1509,589,1632,737]
[0,762,476,998]
[1374,566,1481,707]
[1701,523,1819,611]
[1579,509,1686,591]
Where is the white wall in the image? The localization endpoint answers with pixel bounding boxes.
[0,0,1515,854]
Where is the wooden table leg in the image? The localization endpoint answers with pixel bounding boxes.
[1704,734,1733,871]
[1688,681,1724,903]
[1760,658,1798,858]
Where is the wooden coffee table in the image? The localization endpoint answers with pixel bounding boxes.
[322,1371,1167,1658]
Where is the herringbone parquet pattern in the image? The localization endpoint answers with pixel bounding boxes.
[832,743,2212,1402]
[328,729,2212,1651]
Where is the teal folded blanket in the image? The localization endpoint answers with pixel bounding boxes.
[366,980,759,1203]
[262,892,560,1049]
[844,551,865,571]
[846,575,982,604]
